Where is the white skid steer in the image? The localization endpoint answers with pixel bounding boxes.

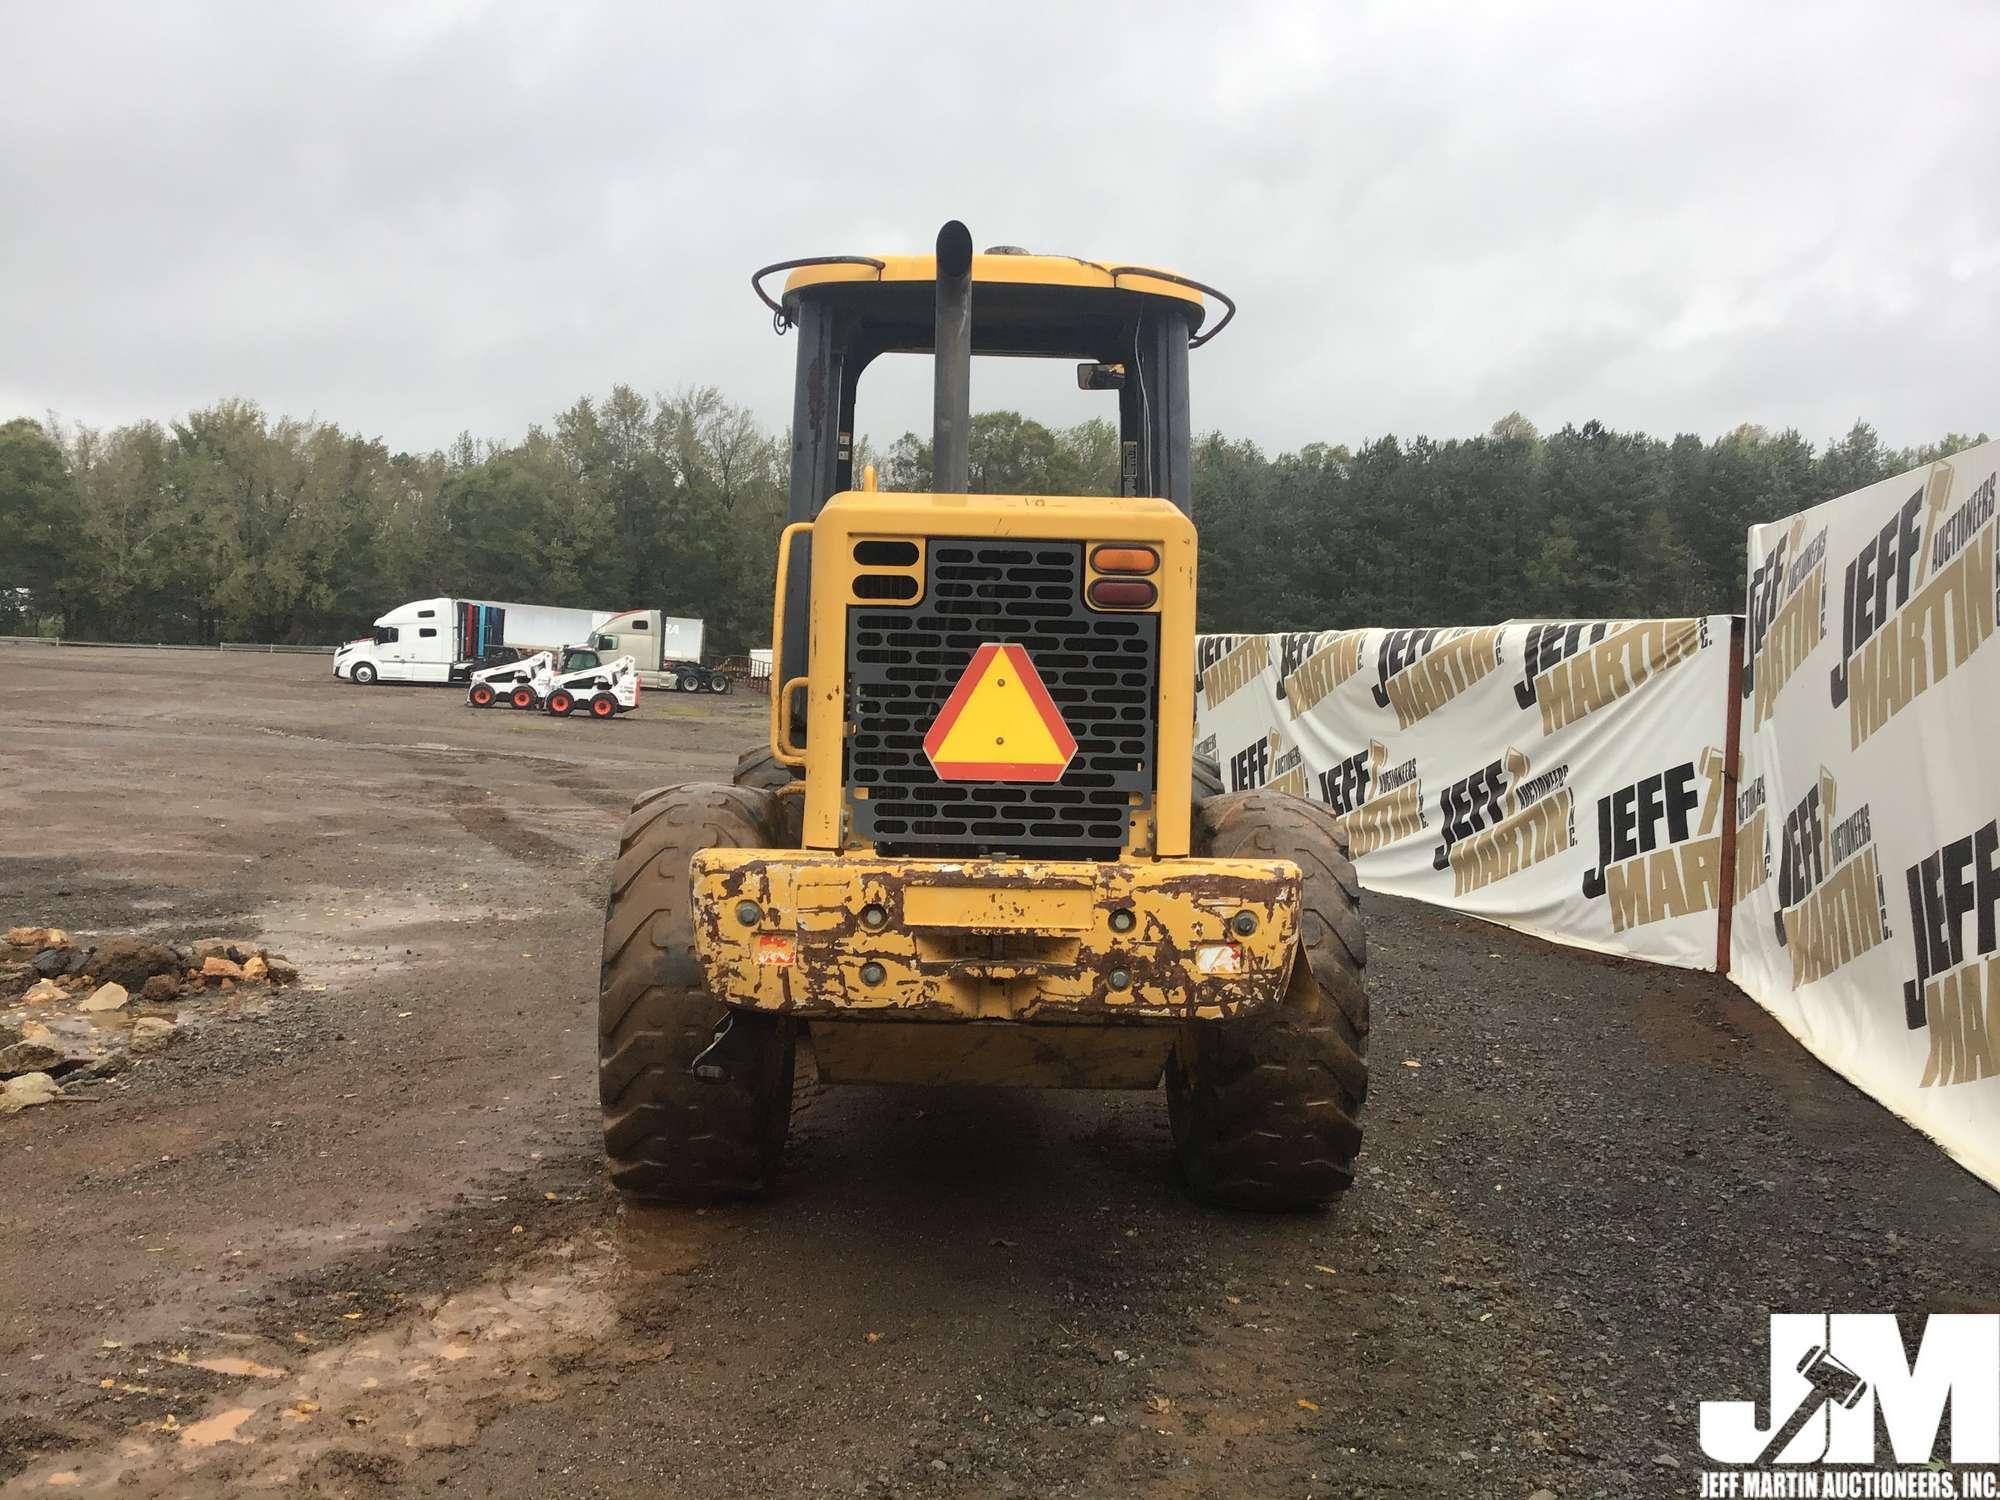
[541,648,639,719]
[466,647,639,719]
[466,650,554,710]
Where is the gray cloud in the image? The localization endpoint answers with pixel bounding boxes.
[3,0,1994,455]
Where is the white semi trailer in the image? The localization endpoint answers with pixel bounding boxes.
[333,599,708,688]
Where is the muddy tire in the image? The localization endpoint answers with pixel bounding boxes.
[731,745,804,849]
[599,784,796,1202]
[1191,750,1225,801]
[1166,791,1368,1211]
[733,743,802,791]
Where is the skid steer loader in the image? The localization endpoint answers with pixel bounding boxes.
[599,223,1368,1210]
[467,650,553,709]
[468,646,639,718]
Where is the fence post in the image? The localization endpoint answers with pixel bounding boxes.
[1714,615,1746,974]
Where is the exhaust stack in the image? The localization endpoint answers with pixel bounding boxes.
[932,220,973,493]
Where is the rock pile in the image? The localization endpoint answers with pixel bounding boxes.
[0,927,303,1113]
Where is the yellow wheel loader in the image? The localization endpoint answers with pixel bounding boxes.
[598,223,1368,1210]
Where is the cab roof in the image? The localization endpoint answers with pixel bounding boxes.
[784,252,1203,312]
[763,251,1225,356]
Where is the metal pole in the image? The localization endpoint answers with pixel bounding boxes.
[932,220,973,493]
[1715,614,1746,974]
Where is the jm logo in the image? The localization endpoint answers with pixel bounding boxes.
[1700,1313,2000,1466]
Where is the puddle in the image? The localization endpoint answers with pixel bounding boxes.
[190,1358,286,1380]
[5,1228,698,1496]
[264,887,538,980]
[177,1407,254,1448]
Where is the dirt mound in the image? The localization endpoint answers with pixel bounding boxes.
[83,938,184,991]
[0,928,303,1114]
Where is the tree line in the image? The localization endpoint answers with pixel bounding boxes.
[0,391,1984,651]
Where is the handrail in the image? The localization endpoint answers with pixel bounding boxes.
[768,521,813,767]
[775,675,810,769]
[750,256,887,332]
[1104,266,1237,348]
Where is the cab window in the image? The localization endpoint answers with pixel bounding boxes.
[564,650,600,672]
[372,626,399,645]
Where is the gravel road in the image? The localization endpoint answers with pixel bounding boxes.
[0,647,1994,1499]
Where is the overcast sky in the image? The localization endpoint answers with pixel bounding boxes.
[4,1,1995,458]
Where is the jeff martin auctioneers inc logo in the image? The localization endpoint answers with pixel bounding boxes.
[1696,1313,1999,1496]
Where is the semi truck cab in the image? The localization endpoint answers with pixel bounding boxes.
[334,597,498,685]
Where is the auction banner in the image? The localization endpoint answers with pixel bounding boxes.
[1195,614,1736,970]
[1732,439,2000,1189]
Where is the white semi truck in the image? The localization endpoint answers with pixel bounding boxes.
[587,613,722,691]
[333,598,710,688]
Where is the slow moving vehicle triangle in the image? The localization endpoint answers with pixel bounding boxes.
[923,642,1076,782]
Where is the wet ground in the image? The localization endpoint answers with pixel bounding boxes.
[0,646,1995,1499]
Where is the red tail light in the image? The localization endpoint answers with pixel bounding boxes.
[1087,578,1156,609]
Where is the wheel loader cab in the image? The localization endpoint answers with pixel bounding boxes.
[763,232,1220,858]
[597,223,1370,1212]
[767,235,1214,714]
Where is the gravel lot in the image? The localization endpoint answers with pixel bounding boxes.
[0,646,1994,1499]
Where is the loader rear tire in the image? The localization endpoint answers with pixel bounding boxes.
[1167,791,1368,1212]
[599,784,795,1202]
[733,743,802,790]
[1191,751,1225,801]
[731,745,803,845]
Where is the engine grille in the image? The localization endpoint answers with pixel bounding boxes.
[846,539,1157,859]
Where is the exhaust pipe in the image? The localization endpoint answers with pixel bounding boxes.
[932,220,973,493]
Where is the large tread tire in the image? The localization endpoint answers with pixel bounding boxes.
[733,743,803,790]
[732,744,805,845]
[1191,751,1225,802]
[599,784,796,1202]
[1167,791,1368,1211]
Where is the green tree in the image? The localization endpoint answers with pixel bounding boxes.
[0,418,80,632]
[18,383,1987,651]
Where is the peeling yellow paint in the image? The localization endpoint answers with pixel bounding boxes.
[692,850,1300,1024]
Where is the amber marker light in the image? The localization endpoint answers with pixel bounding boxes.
[1090,545,1158,575]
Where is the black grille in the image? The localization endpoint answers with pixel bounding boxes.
[846,540,1157,859]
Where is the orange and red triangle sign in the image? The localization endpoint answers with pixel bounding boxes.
[923,642,1076,782]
